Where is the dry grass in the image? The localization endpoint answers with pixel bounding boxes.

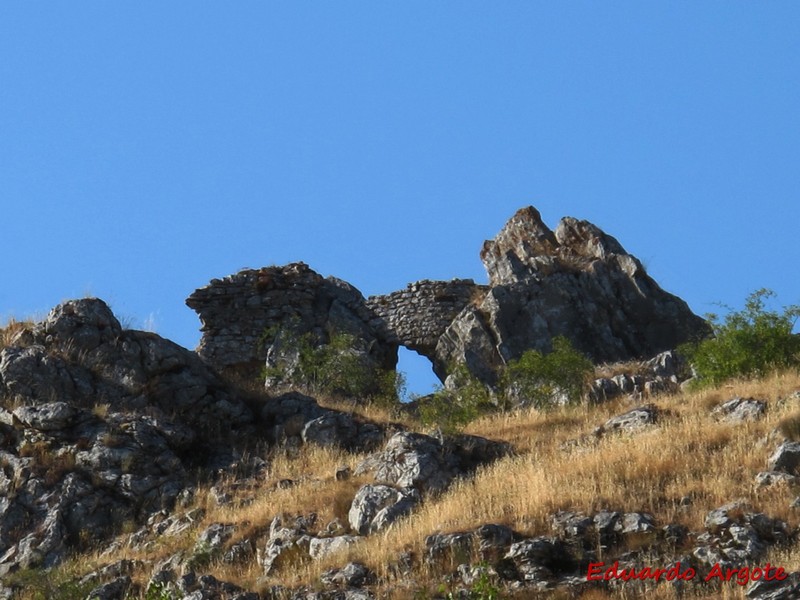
[28,371,800,599]
[594,359,650,380]
[0,316,35,351]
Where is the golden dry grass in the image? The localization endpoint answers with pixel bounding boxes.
[25,371,800,599]
[0,316,35,351]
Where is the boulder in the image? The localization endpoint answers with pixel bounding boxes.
[712,397,767,423]
[348,484,419,535]
[320,562,374,588]
[594,405,659,436]
[768,442,800,475]
[355,431,511,495]
[309,536,363,560]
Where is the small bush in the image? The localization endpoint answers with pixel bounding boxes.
[419,364,494,433]
[501,336,594,408]
[262,324,403,403]
[681,289,800,388]
[5,567,93,600]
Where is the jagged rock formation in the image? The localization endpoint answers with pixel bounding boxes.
[436,207,711,383]
[187,207,709,388]
[186,262,397,384]
[0,298,255,575]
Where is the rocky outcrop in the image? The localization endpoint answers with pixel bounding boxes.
[260,391,388,451]
[354,431,511,495]
[186,207,707,388]
[186,262,397,382]
[436,207,711,384]
[0,298,255,574]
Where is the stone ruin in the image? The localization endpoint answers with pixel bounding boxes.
[186,206,711,387]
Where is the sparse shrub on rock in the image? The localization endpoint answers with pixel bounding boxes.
[501,336,594,409]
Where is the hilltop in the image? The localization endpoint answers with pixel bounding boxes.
[0,207,798,600]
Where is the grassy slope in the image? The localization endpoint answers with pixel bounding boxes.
[13,371,800,599]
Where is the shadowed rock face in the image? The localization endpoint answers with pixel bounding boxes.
[0,298,256,574]
[435,207,711,383]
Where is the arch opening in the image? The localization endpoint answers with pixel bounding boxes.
[396,345,441,402]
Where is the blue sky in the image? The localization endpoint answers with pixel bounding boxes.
[2,3,799,395]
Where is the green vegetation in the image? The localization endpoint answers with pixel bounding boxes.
[262,325,404,404]
[418,364,495,433]
[681,289,800,388]
[501,336,594,409]
[142,581,177,600]
[421,337,593,432]
[4,567,94,600]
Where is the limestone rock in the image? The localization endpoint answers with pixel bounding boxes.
[86,576,131,600]
[355,431,510,495]
[594,405,659,436]
[746,572,800,599]
[320,562,374,588]
[504,537,575,579]
[0,298,257,573]
[768,442,800,475]
[348,484,419,535]
[309,536,362,560]
[262,392,386,451]
[712,397,767,423]
[437,207,710,384]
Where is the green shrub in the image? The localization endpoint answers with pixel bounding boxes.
[681,289,800,388]
[5,567,94,600]
[419,364,494,433]
[262,324,403,403]
[501,336,593,408]
[142,581,177,600]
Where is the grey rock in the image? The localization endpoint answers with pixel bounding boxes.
[474,524,514,560]
[595,405,659,436]
[746,572,800,599]
[425,532,474,566]
[320,562,374,588]
[302,413,358,449]
[436,207,710,385]
[619,512,656,534]
[197,522,235,550]
[705,501,749,533]
[712,397,767,422]
[550,511,592,538]
[769,442,800,475]
[504,537,574,577]
[309,535,362,560]
[755,471,799,488]
[356,431,510,496]
[12,402,81,431]
[86,576,131,600]
[348,484,418,535]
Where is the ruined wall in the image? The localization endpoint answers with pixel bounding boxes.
[365,280,486,358]
[186,262,396,376]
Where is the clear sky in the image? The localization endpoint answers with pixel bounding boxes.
[2,3,799,396]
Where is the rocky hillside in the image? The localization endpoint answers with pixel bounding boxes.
[1,207,798,600]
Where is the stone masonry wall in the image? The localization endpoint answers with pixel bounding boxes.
[186,262,396,376]
[366,280,486,357]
